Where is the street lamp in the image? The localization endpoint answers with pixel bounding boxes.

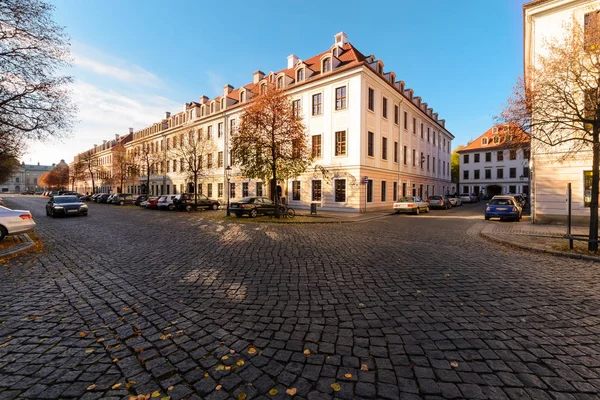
[225,166,232,216]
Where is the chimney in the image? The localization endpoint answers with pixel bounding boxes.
[37,162,40,166]
[129,127,133,134]
[164,111,171,119]
[200,95,209,104]
[115,134,120,141]
[287,54,298,69]
[223,84,234,96]
[253,70,265,84]
[334,32,348,47]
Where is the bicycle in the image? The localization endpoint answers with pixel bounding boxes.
[278,204,295,218]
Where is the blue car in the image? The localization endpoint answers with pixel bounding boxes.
[485,196,522,222]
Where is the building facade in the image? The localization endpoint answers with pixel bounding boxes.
[75,33,454,211]
[458,125,530,199]
[1,162,54,193]
[524,0,600,223]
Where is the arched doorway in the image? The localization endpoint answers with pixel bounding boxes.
[15,185,20,193]
[486,185,502,199]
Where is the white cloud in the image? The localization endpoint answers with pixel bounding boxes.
[73,54,162,88]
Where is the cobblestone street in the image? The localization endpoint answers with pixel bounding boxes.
[1,197,599,399]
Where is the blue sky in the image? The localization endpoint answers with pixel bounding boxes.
[25,0,526,165]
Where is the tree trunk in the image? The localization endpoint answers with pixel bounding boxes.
[194,174,198,207]
[589,125,599,252]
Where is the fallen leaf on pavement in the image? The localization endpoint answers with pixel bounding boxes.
[111,383,121,389]
[136,348,144,354]
[286,387,297,396]
[87,384,96,391]
[176,330,184,334]
[161,397,170,400]
[238,394,247,400]
[236,360,245,367]
[344,373,352,379]
[450,361,459,368]
[126,381,136,389]
[331,383,341,392]
[360,364,369,371]
[358,303,365,307]
[160,334,171,340]
[112,358,118,363]
[85,349,94,354]
[79,331,88,337]
[230,349,235,354]
[269,388,278,395]
[248,347,257,354]
[215,385,222,391]
[151,391,161,398]
[168,386,174,391]
[303,349,311,355]
[221,355,229,360]
[96,338,104,343]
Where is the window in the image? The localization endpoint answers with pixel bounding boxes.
[368,88,374,111]
[230,119,237,134]
[297,68,304,82]
[180,158,184,171]
[312,93,322,115]
[433,157,436,172]
[497,151,504,161]
[238,182,246,197]
[524,149,531,159]
[394,141,398,163]
[277,76,284,89]
[218,123,223,138]
[335,131,346,156]
[485,152,491,162]
[474,154,480,163]
[367,132,374,157]
[382,97,388,118]
[394,105,399,124]
[256,182,263,196]
[335,86,347,110]
[393,182,398,201]
[198,184,203,195]
[474,170,480,179]
[523,166,530,178]
[312,180,322,201]
[207,183,213,198]
[207,153,213,169]
[218,183,223,198]
[240,91,245,102]
[412,118,416,134]
[403,146,407,165]
[334,179,346,202]
[403,111,408,129]
[207,125,213,140]
[412,149,416,166]
[381,181,387,202]
[463,186,469,194]
[367,180,373,202]
[463,170,469,180]
[584,11,600,50]
[485,169,491,179]
[497,168,504,179]
[218,152,224,168]
[463,154,469,164]
[482,138,488,145]
[509,167,516,179]
[427,155,430,170]
[292,99,302,117]
[509,185,517,194]
[323,58,331,73]
[420,123,424,138]
[312,135,322,158]
[427,127,430,142]
[172,159,177,172]
[402,182,407,197]
[292,181,301,200]
[509,149,517,160]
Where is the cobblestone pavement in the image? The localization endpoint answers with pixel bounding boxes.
[1,197,599,400]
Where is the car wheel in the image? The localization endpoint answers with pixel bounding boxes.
[211,203,218,210]
[250,209,258,218]
[185,204,192,212]
[425,206,430,213]
[46,208,50,216]
[168,204,175,211]
[119,200,124,206]
[234,213,241,217]
[415,207,420,215]
[50,209,56,218]
[0,226,7,241]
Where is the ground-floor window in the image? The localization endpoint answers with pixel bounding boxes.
[463,185,469,194]
[230,183,235,198]
[292,181,301,201]
[393,182,398,201]
[174,185,177,194]
[402,182,407,197]
[584,171,593,207]
[242,182,248,197]
[509,185,516,194]
[366,180,373,202]
[334,179,346,202]
[381,181,387,202]
[312,180,321,201]
[207,183,213,198]
[474,185,480,195]
[256,182,263,196]
[412,184,416,196]
[218,183,223,198]
[419,184,423,198]
[198,184,203,195]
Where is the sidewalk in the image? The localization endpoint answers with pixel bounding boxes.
[0,233,34,259]
[480,219,600,262]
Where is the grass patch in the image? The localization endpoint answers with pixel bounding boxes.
[551,240,600,257]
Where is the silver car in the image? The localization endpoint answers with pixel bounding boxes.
[0,205,36,241]
[447,195,462,207]
[393,196,430,215]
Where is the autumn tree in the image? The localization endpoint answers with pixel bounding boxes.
[499,18,600,251]
[168,129,217,207]
[39,164,68,189]
[138,142,163,195]
[0,0,76,154]
[450,145,464,192]
[231,83,311,217]
[112,144,138,193]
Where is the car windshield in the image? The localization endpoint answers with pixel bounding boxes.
[428,196,442,200]
[399,197,414,202]
[489,199,513,206]
[54,196,79,204]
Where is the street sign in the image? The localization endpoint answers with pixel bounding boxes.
[361,176,369,184]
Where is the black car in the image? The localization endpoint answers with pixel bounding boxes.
[182,194,220,210]
[46,195,88,217]
[133,195,147,206]
[96,194,110,203]
[229,196,278,218]
[110,193,135,205]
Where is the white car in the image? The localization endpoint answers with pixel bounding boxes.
[0,206,36,241]
[393,196,429,215]
[459,193,472,203]
[447,195,462,207]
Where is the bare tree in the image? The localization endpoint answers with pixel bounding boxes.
[69,160,85,191]
[112,143,138,193]
[231,83,311,217]
[78,151,100,194]
[138,142,163,196]
[499,17,600,251]
[0,0,76,150]
[168,129,217,207]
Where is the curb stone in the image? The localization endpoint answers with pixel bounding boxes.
[0,233,35,258]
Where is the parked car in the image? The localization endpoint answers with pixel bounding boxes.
[78,194,92,201]
[110,193,135,205]
[507,194,526,208]
[144,197,159,209]
[184,194,220,210]
[229,196,278,218]
[47,191,58,198]
[393,196,429,215]
[0,198,4,207]
[0,206,36,241]
[447,194,462,207]
[471,193,481,203]
[157,195,178,210]
[427,195,451,210]
[20,190,35,195]
[96,193,110,203]
[134,195,147,206]
[459,193,473,203]
[46,195,88,217]
[485,195,522,222]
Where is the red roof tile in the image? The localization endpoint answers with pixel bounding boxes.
[458,124,530,152]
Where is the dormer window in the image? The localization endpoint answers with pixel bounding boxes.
[221,98,224,109]
[240,91,245,102]
[482,138,488,145]
[378,64,383,74]
[323,58,331,73]
[210,103,214,113]
[261,83,266,95]
[493,136,499,144]
[492,127,498,134]
[297,68,304,82]
[277,76,284,89]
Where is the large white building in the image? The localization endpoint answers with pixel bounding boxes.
[458,125,530,199]
[524,0,600,223]
[77,33,454,212]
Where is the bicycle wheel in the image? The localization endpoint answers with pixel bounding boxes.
[286,207,295,218]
